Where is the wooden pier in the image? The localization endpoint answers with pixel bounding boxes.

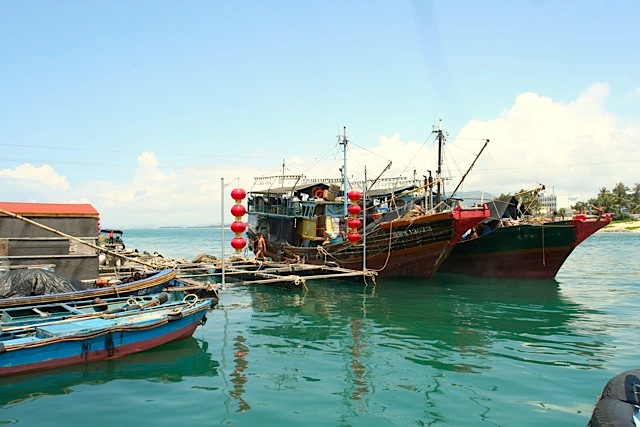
[176,259,377,289]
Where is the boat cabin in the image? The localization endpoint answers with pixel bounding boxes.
[246,175,436,255]
[247,180,348,249]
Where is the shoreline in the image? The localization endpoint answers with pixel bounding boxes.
[599,221,640,234]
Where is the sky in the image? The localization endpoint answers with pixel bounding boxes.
[1,0,638,228]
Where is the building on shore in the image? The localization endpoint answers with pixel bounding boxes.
[538,192,578,217]
[0,202,100,280]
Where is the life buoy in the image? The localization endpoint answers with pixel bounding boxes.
[312,187,324,198]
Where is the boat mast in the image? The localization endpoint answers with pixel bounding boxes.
[435,119,444,207]
[449,138,489,199]
[340,126,348,217]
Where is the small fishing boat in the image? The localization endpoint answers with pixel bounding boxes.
[0,268,178,309]
[0,293,212,377]
[98,228,125,251]
[0,292,173,328]
[438,192,613,279]
[0,337,215,406]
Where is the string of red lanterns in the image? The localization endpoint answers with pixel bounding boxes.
[230,188,247,253]
[347,190,362,244]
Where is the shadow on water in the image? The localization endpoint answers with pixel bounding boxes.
[0,338,218,407]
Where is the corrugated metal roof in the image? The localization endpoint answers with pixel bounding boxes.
[0,202,99,217]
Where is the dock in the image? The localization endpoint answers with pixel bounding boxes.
[175,259,377,289]
[99,251,377,290]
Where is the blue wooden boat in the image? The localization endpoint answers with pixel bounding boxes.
[0,337,215,406]
[0,293,173,328]
[0,294,212,377]
[0,268,178,309]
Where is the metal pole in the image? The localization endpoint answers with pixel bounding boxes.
[221,177,226,287]
[341,127,348,220]
[363,167,367,272]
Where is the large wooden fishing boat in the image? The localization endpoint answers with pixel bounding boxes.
[246,125,490,279]
[438,194,613,279]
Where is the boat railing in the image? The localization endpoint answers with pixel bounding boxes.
[249,202,304,218]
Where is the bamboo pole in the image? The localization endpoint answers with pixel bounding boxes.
[0,207,157,269]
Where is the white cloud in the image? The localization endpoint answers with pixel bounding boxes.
[2,84,637,227]
[83,152,220,227]
[455,83,639,199]
[291,83,639,204]
[628,87,640,98]
[0,164,70,200]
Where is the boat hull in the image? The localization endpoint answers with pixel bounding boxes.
[0,301,211,377]
[282,207,489,279]
[0,268,177,309]
[438,214,612,279]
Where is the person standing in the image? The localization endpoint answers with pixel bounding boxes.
[255,233,267,261]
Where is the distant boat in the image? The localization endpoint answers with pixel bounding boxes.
[0,294,212,377]
[246,124,490,279]
[438,194,613,279]
[98,228,125,251]
[0,268,178,309]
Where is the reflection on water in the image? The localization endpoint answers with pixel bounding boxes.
[0,338,218,407]
[246,273,608,372]
[228,271,612,423]
[229,335,251,412]
[348,317,369,402]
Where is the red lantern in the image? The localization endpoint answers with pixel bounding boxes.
[347,232,361,243]
[348,190,362,202]
[231,237,247,250]
[231,204,247,218]
[231,221,247,234]
[231,188,246,201]
[348,218,361,230]
[348,204,362,216]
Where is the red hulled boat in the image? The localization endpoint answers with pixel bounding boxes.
[438,196,612,279]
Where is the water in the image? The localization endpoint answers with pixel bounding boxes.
[1,230,638,426]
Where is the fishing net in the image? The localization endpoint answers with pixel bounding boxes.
[0,269,92,299]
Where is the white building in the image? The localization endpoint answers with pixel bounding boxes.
[539,192,577,216]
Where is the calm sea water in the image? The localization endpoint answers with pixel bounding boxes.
[1,229,638,426]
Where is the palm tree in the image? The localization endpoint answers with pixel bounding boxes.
[572,201,589,214]
[630,183,640,214]
[590,188,615,214]
[612,182,630,217]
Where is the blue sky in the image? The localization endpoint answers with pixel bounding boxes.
[1,0,638,227]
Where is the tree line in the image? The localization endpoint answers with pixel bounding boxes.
[573,182,640,220]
